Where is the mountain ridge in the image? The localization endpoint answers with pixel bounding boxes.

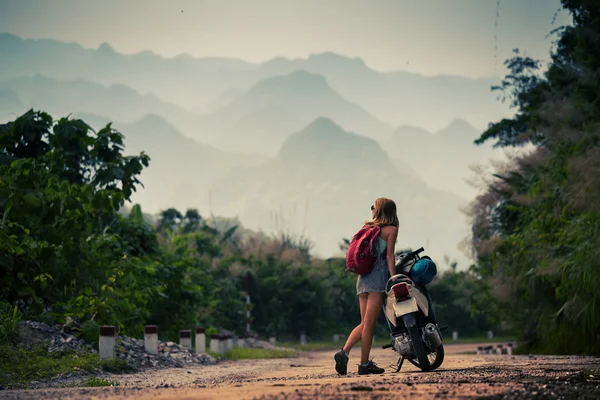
[387,119,494,198]
[0,32,512,131]
[0,74,201,136]
[202,70,392,154]
[1,33,502,79]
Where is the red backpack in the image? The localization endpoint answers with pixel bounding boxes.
[345,225,381,275]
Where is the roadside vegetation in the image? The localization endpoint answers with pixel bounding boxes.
[467,0,600,355]
[0,345,130,388]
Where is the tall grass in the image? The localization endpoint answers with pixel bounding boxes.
[0,302,21,343]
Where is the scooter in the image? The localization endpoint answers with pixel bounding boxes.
[381,247,445,372]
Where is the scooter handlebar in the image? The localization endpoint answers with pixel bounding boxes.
[394,247,424,267]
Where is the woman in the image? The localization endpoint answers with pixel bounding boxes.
[334,197,399,375]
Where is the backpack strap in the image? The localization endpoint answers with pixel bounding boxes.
[368,225,381,255]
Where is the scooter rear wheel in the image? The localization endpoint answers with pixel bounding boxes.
[428,344,444,370]
[407,324,431,372]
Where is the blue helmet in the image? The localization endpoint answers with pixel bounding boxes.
[410,258,437,285]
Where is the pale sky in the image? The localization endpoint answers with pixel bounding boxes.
[0,0,572,78]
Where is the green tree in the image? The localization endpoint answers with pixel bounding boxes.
[0,110,152,332]
[428,269,494,337]
[469,1,600,354]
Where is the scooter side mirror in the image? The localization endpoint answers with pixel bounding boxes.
[394,254,406,267]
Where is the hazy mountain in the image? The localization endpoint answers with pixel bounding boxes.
[202,71,393,155]
[208,117,469,265]
[0,33,511,132]
[387,119,496,197]
[0,75,201,136]
[388,125,433,150]
[279,117,396,173]
[203,87,245,114]
[79,113,264,214]
[250,52,512,131]
[0,33,255,112]
[0,89,23,121]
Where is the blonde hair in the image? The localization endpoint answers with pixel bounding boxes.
[365,197,399,228]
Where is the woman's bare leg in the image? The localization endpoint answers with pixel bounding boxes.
[342,294,368,353]
[360,292,385,364]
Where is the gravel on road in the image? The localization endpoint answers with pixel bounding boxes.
[1,342,599,400]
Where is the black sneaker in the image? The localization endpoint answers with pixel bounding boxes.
[334,349,349,375]
[358,360,385,375]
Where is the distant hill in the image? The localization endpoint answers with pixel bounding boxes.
[387,119,497,197]
[251,52,512,131]
[279,117,394,170]
[208,117,469,265]
[0,33,512,131]
[0,33,255,112]
[202,71,392,155]
[203,87,245,113]
[0,75,200,137]
[0,89,23,121]
[78,113,264,214]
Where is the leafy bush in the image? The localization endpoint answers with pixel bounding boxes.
[78,320,100,349]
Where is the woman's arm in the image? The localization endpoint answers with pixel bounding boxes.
[386,227,398,277]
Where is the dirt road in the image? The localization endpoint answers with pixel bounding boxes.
[1,342,599,399]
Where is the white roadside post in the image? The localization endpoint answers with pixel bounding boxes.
[210,334,220,354]
[246,295,251,334]
[237,335,245,348]
[195,327,206,354]
[144,325,158,355]
[452,331,459,341]
[219,334,227,355]
[99,326,116,360]
[300,332,307,345]
[179,329,192,349]
[507,343,514,355]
